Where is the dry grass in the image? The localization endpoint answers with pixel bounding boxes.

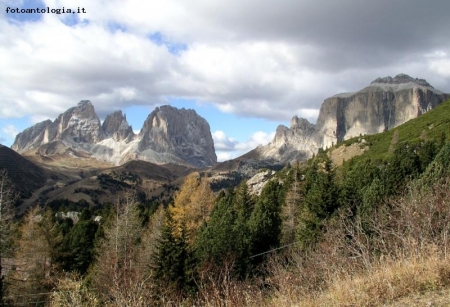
[306,252,450,307]
[45,177,450,307]
[264,178,450,307]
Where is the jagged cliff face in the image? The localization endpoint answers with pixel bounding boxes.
[102,110,134,142]
[12,101,217,168]
[255,116,321,162]
[317,74,448,148]
[253,74,449,164]
[138,106,216,168]
[13,101,105,154]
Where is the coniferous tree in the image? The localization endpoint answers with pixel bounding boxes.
[58,208,98,274]
[297,156,340,248]
[195,192,236,265]
[305,156,339,219]
[154,209,190,291]
[90,191,145,303]
[232,183,254,276]
[8,207,58,306]
[249,180,282,260]
[340,158,378,213]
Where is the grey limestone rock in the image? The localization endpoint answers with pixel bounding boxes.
[102,110,135,142]
[138,105,217,168]
[253,74,449,165]
[12,102,217,168]
[12,100,104,153]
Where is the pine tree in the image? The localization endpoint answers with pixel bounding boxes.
[305,156,339,219]
[154,209,190,291]
[59,208,98,274]
[195,193,236,264]
[249,180,282,259]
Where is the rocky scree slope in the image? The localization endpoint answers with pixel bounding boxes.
[251,74,449,164]
[12,101,217,168]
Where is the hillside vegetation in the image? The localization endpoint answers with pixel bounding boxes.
[1,100,450,306]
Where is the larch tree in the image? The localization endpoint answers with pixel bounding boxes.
[7,206,58,306]
[281,167,302,245]
[170,173,215,244]
[90,190,147,305]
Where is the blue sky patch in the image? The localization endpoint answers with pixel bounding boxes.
[148,32,187,55]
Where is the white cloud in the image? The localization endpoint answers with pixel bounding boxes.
[213,130,275,161]
[2,124,19,139]
[212,130,237,152]
[1,0,450,135]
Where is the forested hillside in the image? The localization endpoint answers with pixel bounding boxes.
[1,100,450,306]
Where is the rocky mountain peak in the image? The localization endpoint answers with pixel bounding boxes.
[290,116,315,130]
[102,110,134,142]
[72,100,98,118]
[57,100,104,144]
[139,105,217,168]
[12,101,217,168]
[371,74,431,87]
[250,74,449,165]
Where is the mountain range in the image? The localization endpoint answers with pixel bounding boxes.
[12,102,216,168]
[248,74,449,164]
[9,74,450,172]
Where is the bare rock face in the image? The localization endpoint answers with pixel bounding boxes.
[12,119,52,153]
[12,100,104,154]
[138,106,217,168]
[317,74,448,148]
[102,110,134,142]
[254,116,321,164]
[247,169,275,195]
[12,102,217,168]
[252,74,449,164]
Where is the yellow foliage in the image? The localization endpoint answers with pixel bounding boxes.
[170,172,215,242]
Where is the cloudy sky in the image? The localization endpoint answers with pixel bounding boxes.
[1,0,449,161]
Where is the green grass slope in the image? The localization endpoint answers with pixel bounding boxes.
[337,99,450,164]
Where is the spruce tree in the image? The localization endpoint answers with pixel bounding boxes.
[249,180,282,260]
[154,210,190,291]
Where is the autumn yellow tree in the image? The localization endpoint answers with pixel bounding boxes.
[169,173,215,243]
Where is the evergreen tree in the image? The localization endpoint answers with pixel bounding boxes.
[248,180,282,259]
[340,158,378,213]
[305,156,339,219]
[58,208,99,274]
[297,156,340,249]
[386,142,420,195]
[195,193,236,264]
[154,209,190,291]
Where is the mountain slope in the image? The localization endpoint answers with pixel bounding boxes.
[0,145,47,197]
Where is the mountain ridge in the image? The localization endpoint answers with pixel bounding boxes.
[12,102,217,168]
[245,74,449,165]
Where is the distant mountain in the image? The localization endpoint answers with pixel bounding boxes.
[12,102,217,168]
[246,74,450,164]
